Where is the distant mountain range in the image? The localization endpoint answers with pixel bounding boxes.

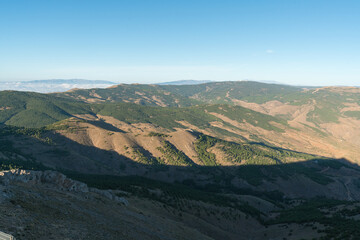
[0,79,116,93]
[25,79,115,84]
[0,79,217,93]
[156,80,212,85]
[0,79,212,93]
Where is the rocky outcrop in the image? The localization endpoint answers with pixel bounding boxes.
[0,169,128,205]
[0,169,89,192]
[90,188,129,206]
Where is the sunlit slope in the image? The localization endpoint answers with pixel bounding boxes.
[160,81,360,127]
[47,117,317,167]
[53,81,360,130]
[0,90,288,139]
[161,82,360,162]
[52,81,360,134]
[54,81,303,106]
[2,83,360,162]
[54,83,200,107]
[1,123,354,196]
[0,87,360,161]
[0,91,91,128]
[160,81,303,103]
[52,81,360,124]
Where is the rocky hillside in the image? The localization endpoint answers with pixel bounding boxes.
[2,167,360,240]
[0,170,210,240]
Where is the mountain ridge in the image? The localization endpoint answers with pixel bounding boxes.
[156,80,212,85]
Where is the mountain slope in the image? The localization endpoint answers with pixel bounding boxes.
[2,83,360,239]
[2,86,360,163]
[0,91,91,128]
[55,84,200,107]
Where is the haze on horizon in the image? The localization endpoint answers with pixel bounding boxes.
[1,0,359,86]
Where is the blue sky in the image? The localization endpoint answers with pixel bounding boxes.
[0,0,359,86]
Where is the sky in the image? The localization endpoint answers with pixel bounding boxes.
[0,0,359,86]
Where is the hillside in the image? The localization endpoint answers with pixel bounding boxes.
[51,81,360,162]
[2,82,360,239]
[2,150,360,239]
[54,84,200,107]
[0,116,357,201]
[2,84,360,162]
[0,91,91,128]
[55,81,360,127]
[2,122,360,239]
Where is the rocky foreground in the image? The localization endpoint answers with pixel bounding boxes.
[4,169,360,239]
[0,170,212,240]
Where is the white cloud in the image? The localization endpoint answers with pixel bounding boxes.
[266,49,274,54]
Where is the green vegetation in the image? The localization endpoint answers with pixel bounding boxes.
[1,83,360,240]
[271,198,336,223]
[236,166,266,186]
[193,133,334,186]
[0,91,91,127]
[66,173,261,217]
[308,106,340,124]
[44,148,70,157]
[157,140,194,166]
[147,132,170,137]
[201,104,288,132]
[193,132,319,166]
[0,92,214,130]
[304,89,360,124]
[0,137,48,171]
[92,102,217,129]
[270,198,360,240]
[0,125,52,144]
[161,81,302,104]
[0,155,47,171]
[54,84,200,107]
[131,146,162,165]
[317,159,346,169]
[58,80,300,106]
[194,134,218,166]
[236,162,334,186]
[344,111,360,120]
[41,81,360,129]
[0,87,304,136]
[218,141,314,165]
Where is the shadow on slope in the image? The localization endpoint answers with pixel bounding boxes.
[1,126,360,202]
[82,118,125,133]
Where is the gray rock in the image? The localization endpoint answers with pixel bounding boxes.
[90,188,129,206]
[0,169,88,192]
[0,169,129,206]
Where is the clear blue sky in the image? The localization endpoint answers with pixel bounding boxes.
[1,0,359,86]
